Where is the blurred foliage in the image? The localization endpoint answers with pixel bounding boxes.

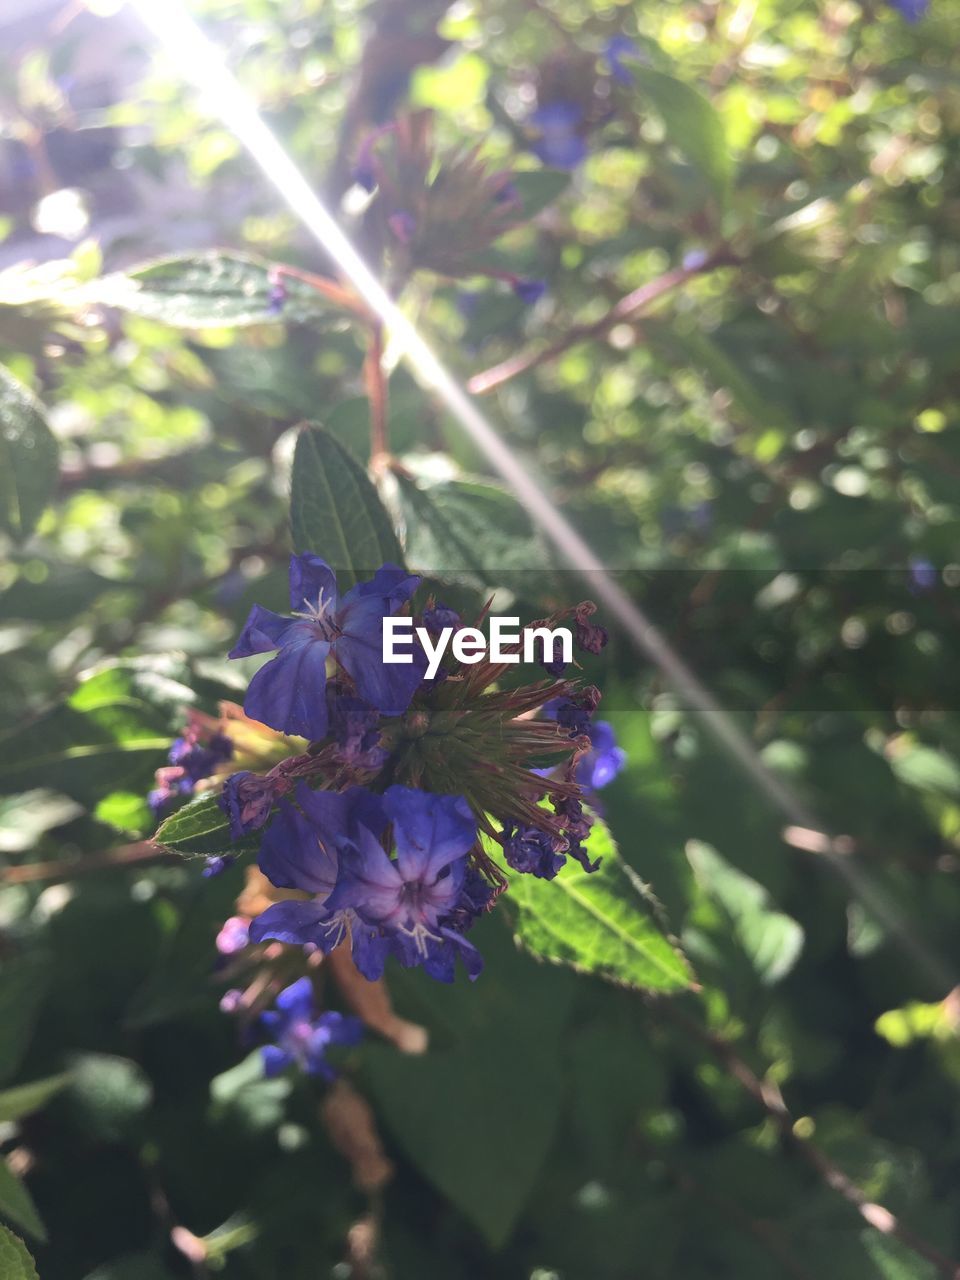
[2,0,960,1276]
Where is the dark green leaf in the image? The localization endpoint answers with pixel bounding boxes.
[363,917,573,1247]
[0,364,60,542]
[633,67,732,199]
[154,791,236,857]
[484,817,692,993]
[394,470,551,586]
[0,1159,45,1242]
[96,251,343,328]
[0,1224,39,1279]
[0,1074,71,1124]
[290,423,403,591]
[0,953,52,1086]
[0,659,189,804]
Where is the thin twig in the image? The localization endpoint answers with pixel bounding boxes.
[364,321,389,466]
[1,841,170,885]
[466,249,736,395]
[653,998,960,1280]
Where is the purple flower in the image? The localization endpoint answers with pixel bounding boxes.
[266,270,287,316]
[220,771,278,839]
[229,554,424,742]
[603,35,641,85]
[576,720,627,792]
[149,730,234,818]
[170,732,233,783]
[251,784,483,983]
[886,0,928,18]
[528,102,589,170]
[258,978,363,1080]
[502,823,566,879]
[512,278,547,305]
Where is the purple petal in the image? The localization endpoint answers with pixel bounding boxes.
[259,799,339,898]
[229,604,303,658]
[262,1045,293,1077]
[288,553,339,615]
[385,787,477,883]
[275,976,314,1019]
[249,899,332,947]
[243,633,331,740]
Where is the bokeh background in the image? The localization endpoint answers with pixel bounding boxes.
[2,0,960,1276]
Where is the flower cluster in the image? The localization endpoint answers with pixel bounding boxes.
[148,715,233,818]
[257,978,363,1080]
[153,553,625,985]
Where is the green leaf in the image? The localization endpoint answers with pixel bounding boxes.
[510,169,571,219]
[0,1074,71,1123]
[290,423,403,591]
[0,659,188,804]
[0,1225,39,1279]
[0,953,52,1086]
[394,470,551,586]
[363,916,574,1247]
[95,251,342,328]
[483,817,692,993]
[686,840,804,985]
[0,364,60,542]
[632,67,731,200]
[154,791,236,857]
[0,1159,45,1242]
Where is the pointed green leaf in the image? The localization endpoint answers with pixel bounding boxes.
[0,1225,39,1280]
[0,1074,71,1124]
[154,791,237,857]
[484,817,692,993]
[290,423,403,591]
[632,67,731,200]
[0,364,60,542]
[0,1159,45,1242]
[95,250,342,328]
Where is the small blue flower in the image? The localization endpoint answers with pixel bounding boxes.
[259,977,363,1080]
[422,601,461,634]
[512,278,548,305]
[528,101,589,170]
[388,210,417,245]
[886,0,929,19]
[543,696,593,738]
[229,554,424,742]
[603,35,641,85]
[170,732,233,783]
[202,854,236,878]
[576,721,627,792]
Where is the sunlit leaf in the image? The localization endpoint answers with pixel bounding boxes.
[0,1224,39,1279]
[632,66,732,199]
[290,423,403,591]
